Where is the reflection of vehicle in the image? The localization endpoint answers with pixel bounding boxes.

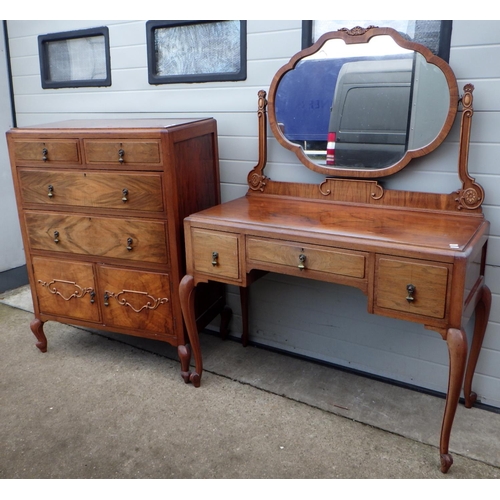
[328,57,414,168]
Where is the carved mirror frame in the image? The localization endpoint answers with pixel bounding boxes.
[247,26,484,212]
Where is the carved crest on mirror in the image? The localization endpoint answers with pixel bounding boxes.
[247,26,484,212]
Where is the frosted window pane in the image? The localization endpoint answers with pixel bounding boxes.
[154,21,241,76]
[46,36,106,82]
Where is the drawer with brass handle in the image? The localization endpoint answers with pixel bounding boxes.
[374,256,450,319]
[191,228,240,280]
[18,169,164,212]
[84,139,162,167]
[246,237,366,279]
[11,139,80,164]
[25,212,168,264]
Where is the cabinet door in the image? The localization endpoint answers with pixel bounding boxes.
[32,257,100,322]
[97,266,175,341]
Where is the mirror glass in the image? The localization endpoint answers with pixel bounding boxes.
[274,35,451,171]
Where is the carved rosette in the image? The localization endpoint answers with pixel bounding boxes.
[38,279,94,302]
[247,170,268,191]
[106,289,168,313]
[455,185,484,210]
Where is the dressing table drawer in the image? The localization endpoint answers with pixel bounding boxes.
[375,257,450,319]
[191,228,240,280]
[25,212,168,264]
[84,139,162,166]
[12,139,80,164]
[18,169,164,212]
[247,237,366,279]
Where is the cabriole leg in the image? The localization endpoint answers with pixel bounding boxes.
[464,285,491,408]
[30,318,47,353]
[179,275,202,387]
[440,327,468,473]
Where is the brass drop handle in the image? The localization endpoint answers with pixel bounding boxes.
[104,292,110,307]
[298,253,306,270]
[42,148,48,162]
[406,284,416,303]
[126,237,133,251]
[122,188,128,203]
[53,230,60,244]
[212,251,219,266]
[47,185,54,198]
[89,291,95,304]
[118,148,125,163]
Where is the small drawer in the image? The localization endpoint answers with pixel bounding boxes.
[247,238,366,279]
[84,139,161,166]
[18,169,164,212]
[191,229,240,280]
[32,256,100,323]
[375,257,450,319]
[25,212,168,264]
[12,139,80,164]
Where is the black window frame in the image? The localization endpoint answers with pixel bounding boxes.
[38,26,111,89]
[146,20,247,85]
[301,21,453,62]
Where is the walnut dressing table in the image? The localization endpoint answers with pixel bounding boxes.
[179,28,491,473]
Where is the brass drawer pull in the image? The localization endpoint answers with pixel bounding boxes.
[298,253,306,270]
[53,230,60,244]
[89,291,96,304]
[212,251,219,266]
[122,188,128,202]
[406,284,416,303]
[42,148,48,162]
[126,237,133,251]
[118,148,125,163]
[47,185,54,198]
[104,292,110,307]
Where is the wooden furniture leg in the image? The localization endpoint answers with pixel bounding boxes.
[30,318,47,353]
[464,285,492,408]
[179,275,203,387]
[240,286,249,347]
[439,327,468,473]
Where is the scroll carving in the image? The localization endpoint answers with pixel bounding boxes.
[38,279,94,302]
[338,26,378,36]
[106,289,169,313]
[247,90,269,192]
[319,178,385,202]
[455,84,485,210]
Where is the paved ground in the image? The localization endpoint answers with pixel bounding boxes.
[0,286,499,483]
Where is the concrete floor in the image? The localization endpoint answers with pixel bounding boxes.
[0,285,499,480]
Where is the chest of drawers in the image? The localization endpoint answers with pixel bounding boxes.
[7,119,228,381]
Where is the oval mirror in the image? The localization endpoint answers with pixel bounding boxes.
[268,27,459,178]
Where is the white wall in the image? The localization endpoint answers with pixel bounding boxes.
[0,22,23,272]
[5,20,500,408]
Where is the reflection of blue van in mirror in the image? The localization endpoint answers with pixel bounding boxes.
[328,57,414,168]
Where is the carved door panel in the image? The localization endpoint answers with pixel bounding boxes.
[97,266,174,340]
[32,256,100,322]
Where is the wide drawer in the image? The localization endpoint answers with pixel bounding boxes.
[18,169,164,212]
[191,229,240,280]
[98,266,174,339]
[32,256,100,322]
[11,139,80,164]
[247,238,366,279]
[84,139,162,166]
[375,257,450,319]
[25,212,168,264]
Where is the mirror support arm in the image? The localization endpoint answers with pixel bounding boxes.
[455,84,485,210]
[247,90,269,191]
